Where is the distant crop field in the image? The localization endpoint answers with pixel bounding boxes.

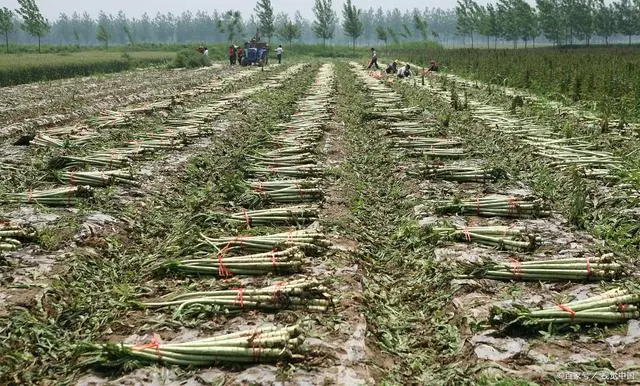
[0,51,173,87]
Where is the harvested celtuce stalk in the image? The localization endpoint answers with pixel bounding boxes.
[200,229,330,253]
[0,186,92,206]
[435,195,550,218]
[49,153,132,169]
[141,279,331,315]
[391,138,462,150]
[0,223,36,251]
[90,325,305,366]
[221,206,319,227]
[407,165,507,182]
[428,224,537,251]
[163,247,304,276]
[246,153,318,168]
[56,169,137,187]
[87,111,131,128]
[465,254,623,281]
[238,180,323,208]
[411,148,466,158]
[492,288,640,326]
[246,164,322,178]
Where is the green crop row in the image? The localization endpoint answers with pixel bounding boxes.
[388,45,640,119]
[0,51,173,87]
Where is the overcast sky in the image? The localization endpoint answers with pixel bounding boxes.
[3,0,460,20]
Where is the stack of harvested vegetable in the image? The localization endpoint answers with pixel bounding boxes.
[200,229,330,253]
[492,288,640,326]
[408,164,507,182]
[89,325,305,365]
[391,137,462,150]
[427,224,537,251]
[0,186,92,206]
[142,279,331,314]
[87,111,132,129]
[56,169,137,187]
[163,246,304,276]
[465,254,623,281]
[435,195,549,218]
[49,152,132,169]
[247,164,322,178]
[238,179,323,208]
[220,206,319,228]
[0,223,36,251]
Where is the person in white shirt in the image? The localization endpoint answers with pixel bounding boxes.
[276,45,283,64]
[203,47,209,57]
[367,47,379,69]
[397,64,411,78]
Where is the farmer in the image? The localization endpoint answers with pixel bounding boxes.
[203,47,209,57]
[237,46,244,65]
[276,45,283,64]
[367,47,379,69]
[397,63,411,78]
[427,59,439,72]
[229,45,236,65]
[385,60,398,74]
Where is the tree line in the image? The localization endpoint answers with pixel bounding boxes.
[456,0,640,48]
[2,0,640,54]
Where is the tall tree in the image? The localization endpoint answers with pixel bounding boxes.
[536,0,563,45]
[376,25,388,45]
[594,0,615,45]
[413,9,429,40]
[276,14,300,48]
[387,26,400,44]
[216,10,243,43]
[312,0,336,45]
[614,0,637,45]
[254,0,275,42]
[0,7,13,53]
[342,0,363,50]
[95,12,112,49]
[456,0,480,47]
[15,0,50,52]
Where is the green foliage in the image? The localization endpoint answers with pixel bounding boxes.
[254,0,275,42]
[0,51,171,86]
[95,14,113,50]
[15,0,49,52]
[341,0,363,50]
[171,48,210,68]
[215,10,243,43]
[312,0,336,45]
[277,15,301,48]
[0,7,13,53]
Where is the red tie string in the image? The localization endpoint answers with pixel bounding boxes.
[273,281,285,305]
[217,242,233,277]
[619,304,628,313]
[510,257,522,278]
[268,164,277,175]
[254,182,267,198]
[476,197,481,215]
[109,150,116,169]
[28,188,33,203]
[463,227,472,241]
[234,288,245,308]
[243,208,251,228]
[295,181,304,199]
[249,329,262,360]
[271,248,278,268]
[507,196,518,215]
[585,256,592,278]
[68,171,75,186]
[101,169,106,184]
[556,303,577,320]
[502,223,517,239]
[132,333,163,363]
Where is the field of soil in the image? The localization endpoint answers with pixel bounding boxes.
[1,59,639,385]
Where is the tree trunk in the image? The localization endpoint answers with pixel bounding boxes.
[38,36,41,53]
[629,35,632,45]
[494,37,497,49]
[4,32,8,54]
[471,33,474,48]
[605,36,608,46]
[533,37,536,48]
[524,39,528,49]
[487,36,490,49]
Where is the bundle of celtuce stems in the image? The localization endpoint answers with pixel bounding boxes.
[408,164,507,182]
[435,195,550,218]
[142,279,331,314]
[246,164,323,178]
[49,152,132,169]
[222,206,319,227]
[92,324,305,365]
[493,288,640,326]
[0,186,92,206]
[238,179,323,208]
[200,229,330,253]
[466,254,623,281]
[0,223,36,251]
[56,169,137,187]
[164,247,304,276]
[87,111,132,128]
[429,225,537,251]
[392,138,462,150]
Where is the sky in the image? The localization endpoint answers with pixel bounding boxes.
[2,0,460,21]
